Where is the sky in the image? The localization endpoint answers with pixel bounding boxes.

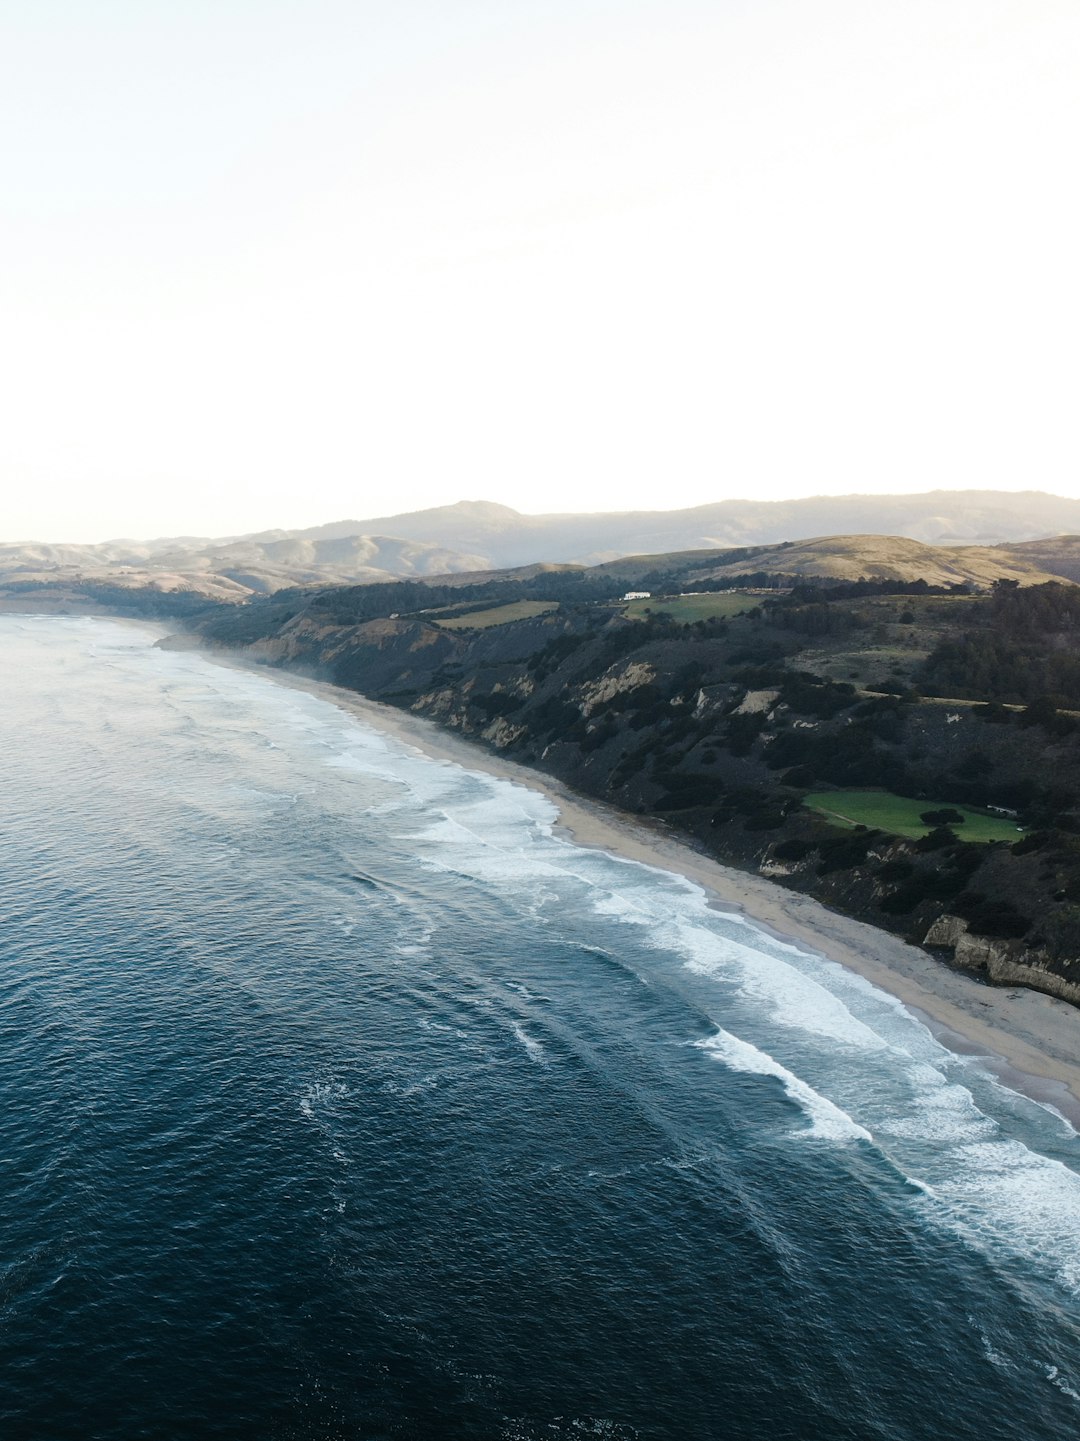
[1,0,1078,542]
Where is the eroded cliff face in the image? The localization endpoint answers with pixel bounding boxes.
[245,614,418,666]
[924,915,1080,1006]
[579,663,657,716]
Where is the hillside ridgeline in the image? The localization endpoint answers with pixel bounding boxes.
[0,524,1072,612]
[7,490,1080,600]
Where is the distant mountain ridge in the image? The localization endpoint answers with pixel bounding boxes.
[4,491,1080,599]
[269,491,1080,568]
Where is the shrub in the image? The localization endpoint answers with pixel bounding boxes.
[530,697,580,736]
[527,631,587,675]
[956,894,1031,939]
[879,887,920,914]
[877,858,914,881]
[816,830,882,874]
[725,712,767,757]
[579,720,618,753]
[472,691,525,719]
[744,811,786,832]
[878,865,968,912]
[781,765,816,789]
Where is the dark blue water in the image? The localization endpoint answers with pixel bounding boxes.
[2,617,1080,1440]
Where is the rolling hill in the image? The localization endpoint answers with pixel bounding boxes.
[681,535,1066,588]
[4,491,1080,600]
[999,536,1080,583]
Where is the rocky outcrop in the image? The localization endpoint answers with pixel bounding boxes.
[579,663,656,716]
[734,688,780,716]
[924,914,1080,1006]
[482,717,528,749]
[923,914,970,949]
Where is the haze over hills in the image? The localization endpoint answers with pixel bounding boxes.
[269,491,1080,568]
[0,533,493,599]
[5,491,1080,600]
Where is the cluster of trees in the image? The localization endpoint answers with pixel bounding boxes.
[916,582,1080,708]
[781,578,965,603]
[990,579,1080,631]
[768,602,868,637]
[921,637,1080,710]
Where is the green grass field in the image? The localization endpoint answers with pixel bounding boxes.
[624,592,759,623]
[804,790,1023,842]
[434,600,558,630]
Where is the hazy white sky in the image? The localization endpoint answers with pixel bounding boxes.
[2,0,1078,541]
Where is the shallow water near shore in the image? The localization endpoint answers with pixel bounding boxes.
[3,615,1080,1439]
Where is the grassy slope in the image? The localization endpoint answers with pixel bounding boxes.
[782,593,979,691]
[623,593,758,623]
[434,600,559,629]
[804,790,1023,842]
[693,535,1065,588]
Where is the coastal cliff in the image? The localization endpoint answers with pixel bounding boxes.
[165,570,1080,1011]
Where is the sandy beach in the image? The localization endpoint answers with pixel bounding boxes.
[221,658,1080,1127]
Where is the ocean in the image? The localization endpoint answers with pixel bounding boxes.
[2,615,1080,1440]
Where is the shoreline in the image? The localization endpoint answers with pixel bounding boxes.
[219,656,1080,1129]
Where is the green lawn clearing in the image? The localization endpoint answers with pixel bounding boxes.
[434,600,558,630]
[803,789,1023,843]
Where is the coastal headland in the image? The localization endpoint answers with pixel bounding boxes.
[166,558,1080,1016]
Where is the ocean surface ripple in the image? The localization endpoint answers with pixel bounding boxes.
[2,617,1080,1440]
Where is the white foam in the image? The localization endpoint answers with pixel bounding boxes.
[967,1315,1010,1371]
[130,639,1080,1300]
[418,1018,469,1039]
[879,1071,997,1145]
[299,1080,348,1118]
[696,1030,872,1143]
[383,1075,438,1097]
[590,890,655,926]
[290,696,1080,1296]
[511,1021,547,1065]
[1042,1364,1080,1402]
[933,1139,1080,1294]
[673,919,888,1051]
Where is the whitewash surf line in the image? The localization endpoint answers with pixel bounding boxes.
[196,643,1080,1301]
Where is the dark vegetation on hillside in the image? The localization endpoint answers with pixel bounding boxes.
[146,558,1080,1005]
[918,581,1080,708]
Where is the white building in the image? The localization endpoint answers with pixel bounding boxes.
[622,591,651,601]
